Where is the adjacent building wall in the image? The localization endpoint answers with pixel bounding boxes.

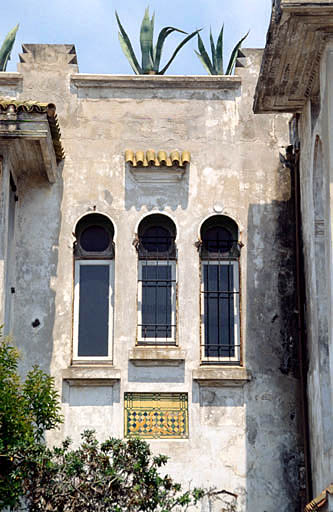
[292,42,333,497]
[0,45,303,511]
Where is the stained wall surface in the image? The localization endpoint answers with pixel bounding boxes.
[291,42,333,498]
[0,45,303,511]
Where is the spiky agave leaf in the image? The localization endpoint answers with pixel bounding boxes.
[195,32,215,75]
[209,27,216,72]
[194,50,212,75]
[115,11,142,74]
[150,12,155,63]
[216,25,224,74]
[0,24,19,72]
[140,7,154,73]
[159,29,201,75]
[118,33,141,74]
[153,26,187,73]
[225,30,249,75]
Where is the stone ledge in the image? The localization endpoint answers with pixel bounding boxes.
[62,366,121,386]
[129,347,186,366]
[193,367,252,387]
[0,72,23,86]
[71,74,241,90]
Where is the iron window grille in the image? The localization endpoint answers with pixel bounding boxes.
[199,219,241,364]
[136,218,177,345]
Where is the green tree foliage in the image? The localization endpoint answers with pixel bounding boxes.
[195,27,249,75]
[0,336,237,511]
[0,333,62,509]
[15,431,204,511]
[116,7,200,75]
[0,334,204,511]
[0,25,19,71]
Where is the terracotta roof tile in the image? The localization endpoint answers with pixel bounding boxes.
[0,99,64,162]
[125,149,190,168]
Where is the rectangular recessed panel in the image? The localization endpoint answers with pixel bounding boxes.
[124,393,188,439]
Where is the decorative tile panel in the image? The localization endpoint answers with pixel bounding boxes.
[124,392,188,439]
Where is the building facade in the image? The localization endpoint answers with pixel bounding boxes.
[0,44,305,510]
[254,1,333,510]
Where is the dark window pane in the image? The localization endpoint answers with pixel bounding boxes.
[141,227,172,254]
[204,264,234,357]
[80,226,110,252]
[203,226,233,254]
[78,265,109,356]
[141,264,172,339]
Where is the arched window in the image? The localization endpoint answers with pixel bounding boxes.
[73,214,115,360]
[136,214,177,344]
[199,215,240,363]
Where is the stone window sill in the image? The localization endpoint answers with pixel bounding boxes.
[62,366,121,386]
[192,366,251,387]
[129,347,185,366]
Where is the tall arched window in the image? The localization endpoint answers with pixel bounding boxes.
[199,215,240,363]
[73,214,115,360]
[136,214,177,344]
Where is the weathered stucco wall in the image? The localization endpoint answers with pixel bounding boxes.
[0,45,303,511]
[294,42,333,497]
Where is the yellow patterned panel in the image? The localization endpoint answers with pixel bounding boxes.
[124,392,188,439]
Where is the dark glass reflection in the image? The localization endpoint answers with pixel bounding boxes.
[80,226,110,252]
[141,264,172,339]
[204,264,234,357]
[78,265,109,356]
[203,227,233,254]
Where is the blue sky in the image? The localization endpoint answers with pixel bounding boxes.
[1,0,272,74]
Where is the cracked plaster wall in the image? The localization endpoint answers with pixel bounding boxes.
[0,46,303,511]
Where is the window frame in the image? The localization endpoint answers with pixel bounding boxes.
[200,259,240,364]
[137,259,177,345]
[73,259,114,362]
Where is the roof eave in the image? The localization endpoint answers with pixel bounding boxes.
[254,1,333,114]
[0,100,64,183]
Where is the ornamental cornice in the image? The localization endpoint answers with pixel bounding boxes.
[254,1,333,113]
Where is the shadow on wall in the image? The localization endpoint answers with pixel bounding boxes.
[245,163,305,511]
[13,160,64,376]
[124,164,190,211]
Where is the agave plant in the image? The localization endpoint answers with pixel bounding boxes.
[0,24,19,71]
[116,8,200,75]
[195,26,249,75]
